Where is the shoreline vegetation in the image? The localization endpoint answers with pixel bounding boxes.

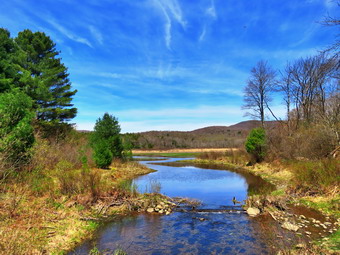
[0,155,166,254]
[0,147,338,254]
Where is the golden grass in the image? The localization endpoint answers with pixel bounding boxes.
[0,160,155,255]
[133,148,238,154]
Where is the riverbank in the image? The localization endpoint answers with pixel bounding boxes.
[185,157,339,253]
[133,149,339,252]
[0,160,167,254]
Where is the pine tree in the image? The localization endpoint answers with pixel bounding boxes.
[91,113,124,168]
[0,89,35,168]
[15,29,77,123]
[0,28,17,93]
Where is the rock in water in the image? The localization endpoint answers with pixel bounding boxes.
[281,222,299,232]
[246,207,260,217]
[146,208,154,213]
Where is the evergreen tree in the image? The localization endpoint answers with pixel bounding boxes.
[91,113,124,168]
[245,128,267,163]
[0,28,17,93]
[15,29,77,123]
[0,89,35,168]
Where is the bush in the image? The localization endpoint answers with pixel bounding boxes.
[55,160,81,195]
[245,128,266,162]
[91,113,124,168]
[93,140,113,169]
[55,160,102,198]
[0,89,34,170]
[288,158,340,194]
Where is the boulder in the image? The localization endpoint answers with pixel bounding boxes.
[146,208,154,213]
[246,207,260,217]
[282,222,299,232]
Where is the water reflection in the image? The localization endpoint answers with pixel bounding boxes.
[70,157,280,255]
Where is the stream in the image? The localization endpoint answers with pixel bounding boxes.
[70,157,312,254]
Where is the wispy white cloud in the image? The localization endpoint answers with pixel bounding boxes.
[47,19,93,48]
[153,0,186,49]
[120,120,235,133]
[157,2,172,49]
[289,23,319,47]
[324,0,337,9]
[89,25,103,45]
[77,105,242,120]
[160,0,186,27]
[75,105,242,132]
[199,25,207,42]
[189,88,243,97]
[206,0,217,19]
[75,119,236,133]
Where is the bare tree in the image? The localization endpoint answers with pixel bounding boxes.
[288,54,335,124]
[242,60,276,127]
[321,1,340,57]
[278,64,294,134]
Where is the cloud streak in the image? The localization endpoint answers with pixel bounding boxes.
[47,19,93,48]
[89,25,103,45]
[153,0,186,49]
[206,0,217,19]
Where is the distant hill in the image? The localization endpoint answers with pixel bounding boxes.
[191,120,263,134]
[123,120,274,150]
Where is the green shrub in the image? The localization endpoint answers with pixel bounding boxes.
[289,158,340,194]
[93,140,113,169]
[245,128,266,162]
[0,89,34,169]
[90,113,124,168]
[55,160,81,195]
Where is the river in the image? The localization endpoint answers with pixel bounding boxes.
[70,157,303,254]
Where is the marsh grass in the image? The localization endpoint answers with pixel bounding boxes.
[0,155,154,254]
[286,158,339,195]
[198,148,250,165]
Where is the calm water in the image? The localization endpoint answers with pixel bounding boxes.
[71,158,294,255]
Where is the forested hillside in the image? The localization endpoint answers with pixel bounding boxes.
[122,120,275,149]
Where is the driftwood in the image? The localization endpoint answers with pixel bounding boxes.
[330,146,340,158]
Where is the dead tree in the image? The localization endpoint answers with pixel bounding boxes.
[242,60,276,127]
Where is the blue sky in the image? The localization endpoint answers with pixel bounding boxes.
[1,0,338,132]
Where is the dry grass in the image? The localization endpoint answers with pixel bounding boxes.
[0,158,155,255]
[133,148,237,154]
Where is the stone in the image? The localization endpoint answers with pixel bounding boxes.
[246,207,260,217]
[158,209,164,214]
[166,211,171,215]
[146,208,154,213]
[281,222,300,232]
[295,243,304,249]
[305,231,311,235]
[320,224,327,229]
[299,215,306,219]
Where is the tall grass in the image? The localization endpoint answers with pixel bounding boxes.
[29,133,93,172]
[288,158,340,195]
[198,149,250,164]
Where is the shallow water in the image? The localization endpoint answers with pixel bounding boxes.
[70,158,293,255]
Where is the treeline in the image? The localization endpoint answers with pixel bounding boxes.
[242,14,339,161]
[123,128,249,150]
